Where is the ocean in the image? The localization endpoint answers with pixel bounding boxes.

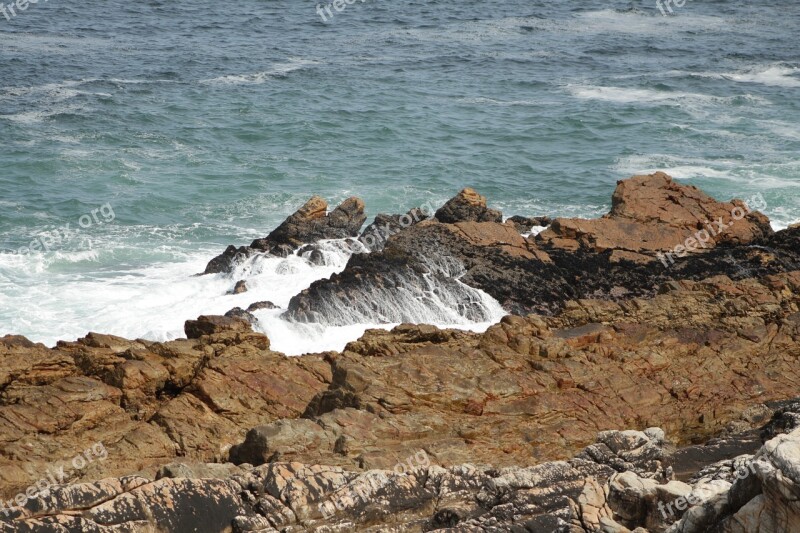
[1,0,798,354]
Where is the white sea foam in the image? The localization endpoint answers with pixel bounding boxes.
[0,238,507,356]
[457,97,541,107]
[684,65,800,88]
[201,58,319,85]
[0,104,87,124]
[566,84,768,107]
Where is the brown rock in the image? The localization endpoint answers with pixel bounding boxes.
[435,187,503,224]
[184,315,252,339]
[537,172,773,255]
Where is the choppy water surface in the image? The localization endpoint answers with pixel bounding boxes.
[1,1,798,352]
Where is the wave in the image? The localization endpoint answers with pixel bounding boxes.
[686,64,800,88]
[0,104,88,124]
[566,84,769,108]
[457,97,541,107]
[0,237,506,356]
[201,58,320,85]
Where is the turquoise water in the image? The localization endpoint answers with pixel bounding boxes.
[1,0,798,350]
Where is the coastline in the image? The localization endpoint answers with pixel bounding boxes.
[2,173,800,531]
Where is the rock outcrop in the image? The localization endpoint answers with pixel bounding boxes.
[204,196,367,274]
[537,172,773,256]
[4,408,800,532]
[4,174,800,532]
[286,175,799,320]
[434,187,503,224]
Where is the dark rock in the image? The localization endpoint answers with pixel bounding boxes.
[359,207,430,251]
[224,307,257,324]
[204,245,249,275]
[226,280,248,295]
[246,301,278,312]
[204,196,367,274]
[507,214,552,233]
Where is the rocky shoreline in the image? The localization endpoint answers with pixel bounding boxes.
[2,173,800,532]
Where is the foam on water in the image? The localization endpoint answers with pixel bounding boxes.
[0,238,507,356]
[201,58,320,85]
[685,65,800,88]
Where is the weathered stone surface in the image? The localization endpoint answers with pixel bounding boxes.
[277,273,800,473]
[0,425,668,532]
[538,172,773,255]
[285,175,800,320]
[184,314,253,339]
[0,321,329,501]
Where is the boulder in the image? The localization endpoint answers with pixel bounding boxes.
[435,187,503,224]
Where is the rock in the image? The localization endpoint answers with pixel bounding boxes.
[507,214,552,233]
[285,175,800,320]
[224,307,257,324]
[359,207,430,251]
[155,461,245,480]
[228,280,248,295]
[284,273,800,472]
[203,244,249,275]
[537,172,773,256]
[204,196,367,274]
[246,301,279,312]
[184,315,252,339]
[251,196,366,254]
[435,187,503,224]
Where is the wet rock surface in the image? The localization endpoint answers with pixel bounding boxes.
[204,196,367,274]
[286,174,800,320]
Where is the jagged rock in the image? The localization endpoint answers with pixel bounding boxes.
[0,426,667,531]
[507,214,552,233]
[359,207,430,251]
[184,315,252,339]
[283,273,800,472]
[538,172,773,256]
[285,175,800,321]
[204,196,367,274]
[435,187,502,224]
